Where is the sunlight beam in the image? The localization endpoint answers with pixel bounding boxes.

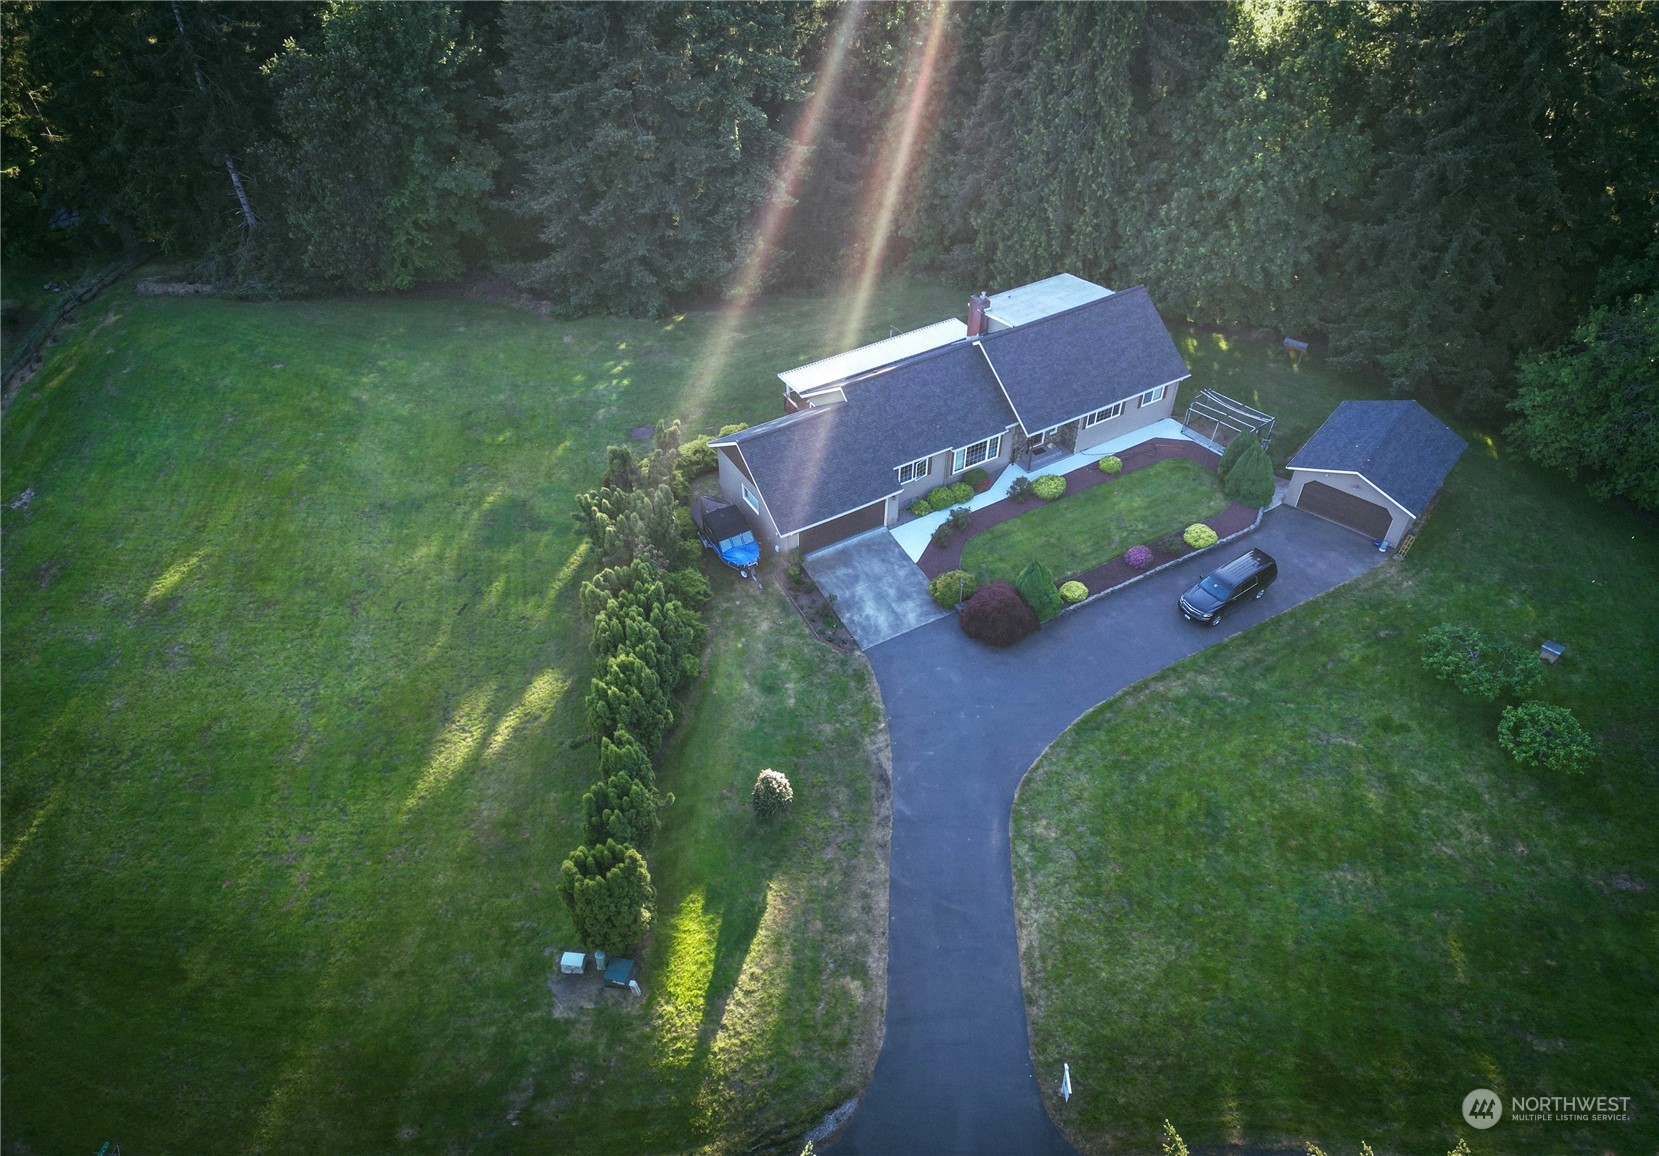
[682,2,868,420]
[835,2,953,353]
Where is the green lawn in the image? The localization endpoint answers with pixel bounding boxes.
[1012,350,1659,1154]
[0,277,945,1152]
[959,458,1228,584]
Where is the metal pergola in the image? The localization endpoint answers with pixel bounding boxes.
[1181,389,1276,452]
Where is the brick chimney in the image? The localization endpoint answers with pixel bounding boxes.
[967,291,990,338]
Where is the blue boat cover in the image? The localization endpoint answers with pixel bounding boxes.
[692,497,761,568]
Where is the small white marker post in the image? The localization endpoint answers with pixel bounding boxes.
[1060,1063,1073,1103]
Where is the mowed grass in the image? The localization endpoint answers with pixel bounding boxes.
[1,278,950,1153]
[1012,350,1659,1154]
[960,458,1227,584]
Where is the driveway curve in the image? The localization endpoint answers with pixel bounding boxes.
[825,507,1387,1155]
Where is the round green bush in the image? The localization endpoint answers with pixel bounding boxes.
[751,768,794,818]
[1183,523,1218,549]
[1031,475,1067,500]
[947,481,975,504]
[929,569,977,608]
[909,499,933,517]
[1498,702,1594,773]
[1098,455,1123,474]
[1059,580,1088,603]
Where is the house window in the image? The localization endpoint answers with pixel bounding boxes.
[1138,384,1167,408]
[1083,401,1125,428]
[741,481,760,514]
[897,456,931,485]
[952,434,1002,473]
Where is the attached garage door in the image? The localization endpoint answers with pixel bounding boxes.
[1296,480,1394,539]
[798,501,886,555]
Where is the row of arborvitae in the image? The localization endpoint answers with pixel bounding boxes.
[1420,623,1594,774]
[557,424,715,957]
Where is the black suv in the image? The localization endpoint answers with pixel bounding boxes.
[1179,548,1277,626]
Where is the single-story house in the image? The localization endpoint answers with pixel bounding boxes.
[711,274,1192,555]
[1285,399,1467,546]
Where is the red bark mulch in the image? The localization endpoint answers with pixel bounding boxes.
[917,438,1259,594]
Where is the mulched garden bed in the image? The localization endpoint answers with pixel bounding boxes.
[918,437,1258,594]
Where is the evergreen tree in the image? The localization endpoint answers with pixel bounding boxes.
[598,729,655,792]
[586,652,673,753]
[263,1,497,291]
[5,2,304,256]
[1014,560,1062,623]
[581,772,661,850]
[1222,439,1275,508]
[558,839,655,955]
[497,2,805,315]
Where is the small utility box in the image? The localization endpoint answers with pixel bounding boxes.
[559,951,586,976]
[1540,640,1564,664]
[603,958,637,989]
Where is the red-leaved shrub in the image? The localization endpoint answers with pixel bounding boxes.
[958,581,1039,647]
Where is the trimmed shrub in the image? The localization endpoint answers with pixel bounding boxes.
[1015,560,1063,622]
[1498,701,1594,773]
[1420,624,1544,701]
[1098,455,1123,474]
[1216,434,1252,483]
[751,768,794,818]
[929,569,978,608]
[1031,474,1067,500]
[947,505,972,531]
[927,484,955,508]
[559,839,655,956]
[1124,544,1154,570]
[930,523,953,549]
[1059,580,1088,603]
[963,467,991,492]
[958,581,1040,647]
[1183,523,1218,549]
[909,499,933,517]
[1223,439,1276,507]
[1007,476,1035,503]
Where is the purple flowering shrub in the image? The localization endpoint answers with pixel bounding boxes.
[1125,544,1154,570]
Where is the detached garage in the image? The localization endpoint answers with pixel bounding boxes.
[1286,400,1467,548]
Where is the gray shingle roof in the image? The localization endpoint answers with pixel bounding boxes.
[716,281,1190,537]
[1288,400,1467,516]
[720,342,1012,536]
[980,286,1192,432]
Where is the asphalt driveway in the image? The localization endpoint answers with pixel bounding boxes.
[825,506,1387,1155]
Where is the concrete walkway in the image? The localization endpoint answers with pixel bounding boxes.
[805,528,952,650]
[825,507,1387,1155]
[890,418,1197,561]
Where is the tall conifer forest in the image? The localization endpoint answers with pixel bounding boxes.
[4,1,1656,435]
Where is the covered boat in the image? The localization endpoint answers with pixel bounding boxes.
[691,496,761,579]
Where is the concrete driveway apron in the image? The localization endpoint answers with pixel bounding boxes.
[827,507,1387,1155]
[805,529,952,650]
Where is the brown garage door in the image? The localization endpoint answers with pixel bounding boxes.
[1296,480,1394,539]
[797,501,886,554]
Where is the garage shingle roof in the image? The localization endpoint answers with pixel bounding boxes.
[1288,400,1467,516]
